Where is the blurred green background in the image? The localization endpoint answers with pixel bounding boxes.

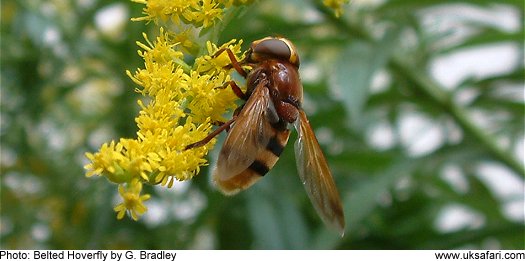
[1,0,524,249]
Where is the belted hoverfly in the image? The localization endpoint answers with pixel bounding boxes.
[187,37,345,235]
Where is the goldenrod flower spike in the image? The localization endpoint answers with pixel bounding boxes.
[85,0,261,221]
[85,24,246,220]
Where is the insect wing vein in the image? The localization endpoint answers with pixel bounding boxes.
[215,81,274,181]
[294,110,345,235]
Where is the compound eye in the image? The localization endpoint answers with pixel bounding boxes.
[252,38,292,61]
[249,37,300,67]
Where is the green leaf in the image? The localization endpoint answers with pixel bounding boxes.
[330,29,397,127]
[246,180,310,249]
[313,157,418,249]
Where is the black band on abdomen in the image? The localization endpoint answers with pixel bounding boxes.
[249,160,270,176]
[266,136,285,157]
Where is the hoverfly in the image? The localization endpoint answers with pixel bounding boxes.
[186,37,345,235]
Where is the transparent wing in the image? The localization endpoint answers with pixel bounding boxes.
[294,109,345,235]
[215,82,275,180]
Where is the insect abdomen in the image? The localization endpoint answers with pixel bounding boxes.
[214,129,290,195]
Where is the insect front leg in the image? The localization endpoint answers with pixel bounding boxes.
[213,48,248,78]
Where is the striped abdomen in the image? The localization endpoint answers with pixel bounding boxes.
[213,125,290,195]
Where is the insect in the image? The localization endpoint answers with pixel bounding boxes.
[186,37,345,235]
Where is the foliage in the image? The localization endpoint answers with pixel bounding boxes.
[1,0,523,249]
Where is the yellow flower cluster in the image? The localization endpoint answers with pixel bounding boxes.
[85,0,248,220]
[323,0,350,17]
[131,0,252,28]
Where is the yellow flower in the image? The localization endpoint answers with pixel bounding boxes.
[186,71,237,124]
[172,29,199,54]
[85,141,130,184]
[188,39,246,124]
[323,0,349,17]
[114,179,151,220]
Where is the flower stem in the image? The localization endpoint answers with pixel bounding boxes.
[315,1,525,178]
[389,57,525,177]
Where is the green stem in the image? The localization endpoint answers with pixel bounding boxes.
[315,1,525,177]
[390,58,525,177]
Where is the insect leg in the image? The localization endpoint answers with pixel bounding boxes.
[213,48,247,78]
[217,80,247,100]
[185,116,237,150]
[211,104,244,133]
[211,121,225,126]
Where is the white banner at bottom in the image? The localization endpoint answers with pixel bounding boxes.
[1,250,524,261]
